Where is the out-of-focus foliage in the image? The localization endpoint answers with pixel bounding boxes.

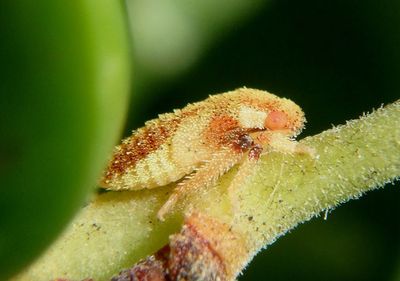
[0,1,130,279]
[127,0,265,82]
[126,0,266,114]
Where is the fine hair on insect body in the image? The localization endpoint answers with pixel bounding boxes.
[100,88,313,220]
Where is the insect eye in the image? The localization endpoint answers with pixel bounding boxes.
[265,111,288,130]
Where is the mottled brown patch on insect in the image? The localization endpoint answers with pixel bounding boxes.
[102,119,180,183]
[238,94,278,110]
[202,114,246,150]
[101,106,205,185]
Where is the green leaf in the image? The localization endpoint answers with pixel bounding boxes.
[0,1,130,279]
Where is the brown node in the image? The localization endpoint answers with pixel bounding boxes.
[168,222,226,281]
[111,256,166,281]
[112,213,230,281]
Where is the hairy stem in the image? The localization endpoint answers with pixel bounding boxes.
[14,100,400,281]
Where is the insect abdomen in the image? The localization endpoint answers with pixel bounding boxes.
[103,143,189,190]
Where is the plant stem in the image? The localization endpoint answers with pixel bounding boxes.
[14,100,400,281]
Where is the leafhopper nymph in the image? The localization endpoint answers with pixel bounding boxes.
[100,88,310,220]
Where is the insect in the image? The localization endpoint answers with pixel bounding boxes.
[100,88,310,220]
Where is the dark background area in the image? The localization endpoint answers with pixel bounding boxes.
[127,0,400,280]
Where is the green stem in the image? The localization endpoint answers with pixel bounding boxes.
[14,100,400,281]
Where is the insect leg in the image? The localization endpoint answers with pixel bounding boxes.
[268,133,316,157]
[227,155,263,216]
[157,149,243,221]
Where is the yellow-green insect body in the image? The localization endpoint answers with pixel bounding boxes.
[101,88,307,219]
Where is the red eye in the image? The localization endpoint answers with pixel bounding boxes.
[265,111,288,130]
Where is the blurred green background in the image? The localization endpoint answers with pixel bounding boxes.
[0,1,130,279]
[126,0,400,281]
[1,0,399,280]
